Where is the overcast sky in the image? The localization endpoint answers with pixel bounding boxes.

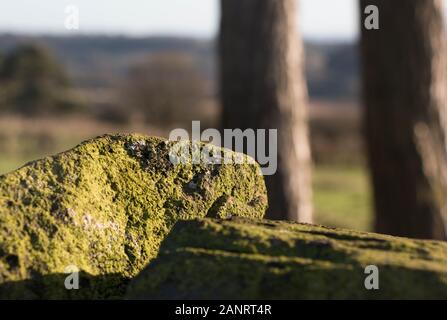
[0,0,444,40]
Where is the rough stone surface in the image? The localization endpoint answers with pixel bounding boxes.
[0,134,267,299]
[126,217,447,299]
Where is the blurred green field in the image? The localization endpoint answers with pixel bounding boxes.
[313,165,372,231]
[0,157,28,174]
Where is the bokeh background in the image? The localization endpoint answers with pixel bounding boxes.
[1,0,429,231]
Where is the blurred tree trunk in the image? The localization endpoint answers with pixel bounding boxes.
[219,0,312,222]
[360,0,447,240]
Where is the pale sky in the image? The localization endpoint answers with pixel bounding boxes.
[0,0,444,40]
[0,0,358,40]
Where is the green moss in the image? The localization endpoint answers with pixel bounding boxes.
[0,134,267,299]
[126,217,447,299]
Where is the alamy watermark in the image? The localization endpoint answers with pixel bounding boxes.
[64,5,79,30]
[364,5,379,30]
[64,264,79,290]
[168,121,277,176]
[364,265,379,290]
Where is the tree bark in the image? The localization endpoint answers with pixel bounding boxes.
[360,0,447,240]
[219,0,312,222]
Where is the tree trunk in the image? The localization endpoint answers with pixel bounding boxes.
[360,0,447,240]
[219,0,312,222]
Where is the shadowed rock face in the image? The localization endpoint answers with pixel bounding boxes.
[126,217,447,299]
[0,134,267,299]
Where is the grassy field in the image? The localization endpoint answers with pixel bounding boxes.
[313,164,372,231]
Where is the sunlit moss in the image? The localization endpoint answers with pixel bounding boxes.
[0,134,267,298]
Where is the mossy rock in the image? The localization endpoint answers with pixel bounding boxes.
[0,134,267,299]
[126,217,447,299]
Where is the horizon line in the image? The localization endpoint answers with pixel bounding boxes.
[0,31,358,43]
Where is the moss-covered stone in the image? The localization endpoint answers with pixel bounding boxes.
[126,217,447,299]
[0,134,267,299]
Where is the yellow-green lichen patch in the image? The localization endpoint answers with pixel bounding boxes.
[0,134,267,299]
[126,217,447,299]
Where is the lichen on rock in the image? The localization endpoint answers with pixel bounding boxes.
[126,217,447,299]
[0,134,267,299]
